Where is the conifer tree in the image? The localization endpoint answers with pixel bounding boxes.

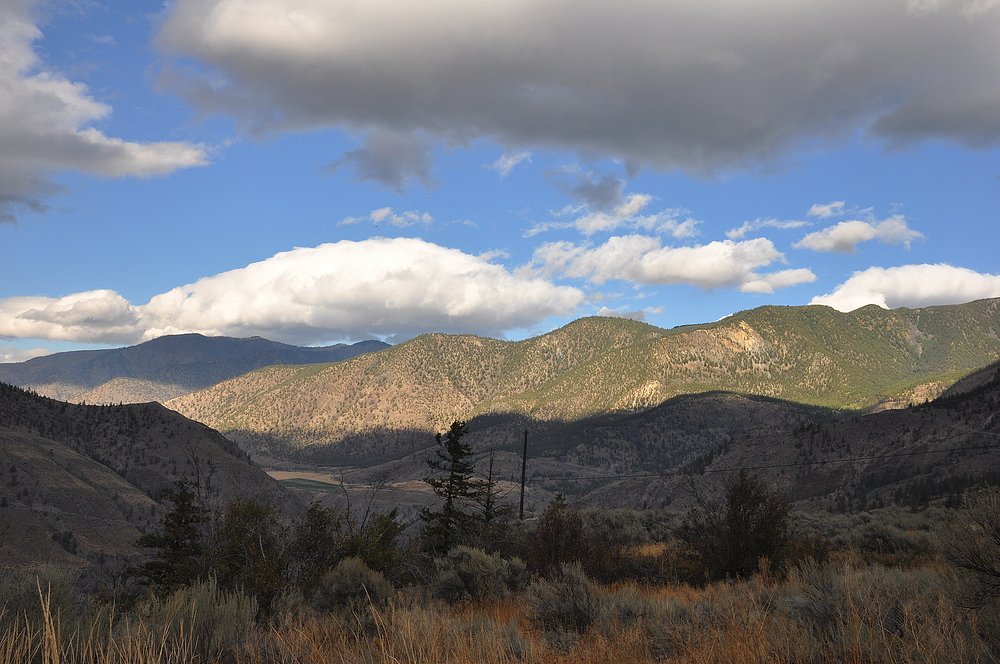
[132,480,209,594]
[421,421,485,553]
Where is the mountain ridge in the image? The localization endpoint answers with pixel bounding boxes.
[0,334,389,403]
[0,382,299,573]
[167,298,1000,465]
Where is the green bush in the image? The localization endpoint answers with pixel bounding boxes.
[433,546,526,603]
[675,470,791,581]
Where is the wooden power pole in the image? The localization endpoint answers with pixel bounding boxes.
[519,429,528,520]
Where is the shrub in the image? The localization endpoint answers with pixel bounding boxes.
[523,494,586,577]
[311,557,394,613]
[433,546,526,603]
[526,562,602,633]
[675,470,791,581]
[946,486,1000,608]
[0,566,79,628]
[129,577,257,661]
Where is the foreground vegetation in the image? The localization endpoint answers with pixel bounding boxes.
[2,554,998,663]
[5,483,1000,663]
[6,430,1000,663]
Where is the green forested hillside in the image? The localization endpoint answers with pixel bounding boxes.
[166,298,1000,463]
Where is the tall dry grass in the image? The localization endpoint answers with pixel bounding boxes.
[2,562,997,664]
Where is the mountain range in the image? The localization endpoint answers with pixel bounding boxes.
[0,334,388,404]
[4,298,1000,574]
[165,298,1000,466]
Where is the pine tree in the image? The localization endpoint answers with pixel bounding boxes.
[131,480,209,594]
[421,421,485,554]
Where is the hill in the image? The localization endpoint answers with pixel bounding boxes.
[167,298,1000,465]
[0,334,389,404]
[0,382,298,574]
[580,358,1000,511]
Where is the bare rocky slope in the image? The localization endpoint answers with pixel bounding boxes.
[167,298,1000,466]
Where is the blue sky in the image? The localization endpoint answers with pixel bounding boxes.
[2,0,1000,361]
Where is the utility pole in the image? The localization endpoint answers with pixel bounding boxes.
[519,429,528,520]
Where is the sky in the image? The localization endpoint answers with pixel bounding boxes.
[2,0,1000,362]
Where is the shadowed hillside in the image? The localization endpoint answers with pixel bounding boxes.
[581,358,1000,511]
[0,382,298,573]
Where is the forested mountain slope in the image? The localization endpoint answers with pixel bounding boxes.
[167,298,1000,464]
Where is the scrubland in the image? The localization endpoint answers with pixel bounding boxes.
[3,502,999,664]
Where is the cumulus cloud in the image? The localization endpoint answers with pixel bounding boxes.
[0,0,207,221]
[0,290,142,344]
[0,346,50,363]
[157,0,1000,177]
[727,218,809,240]
[811,264,1000,311]
[0,239,584,344]
[807,201,847,218]
[793,215,924,253]
[531,235,815,293]
[491,151,531,176]
[340,207,433,227]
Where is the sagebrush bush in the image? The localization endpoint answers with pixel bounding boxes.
[526,562,602,633]
[311,557,394,613]
[433,546,526,603]
[0,566,78,628]
[129,577,257,660]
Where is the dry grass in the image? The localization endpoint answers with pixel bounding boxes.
[2,562,996,664]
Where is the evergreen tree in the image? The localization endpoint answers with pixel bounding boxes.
[421,421,485,553]
[131,480,209,594]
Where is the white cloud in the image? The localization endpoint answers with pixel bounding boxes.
[807,201,846,218]
[158,0,1000,177]
[0,290,142,344]
[340,207,433,227]
[726,218,809,240]
[793,215,923,253]
[811,264,1000,311]
[530,193,701,238]
[491,151,531,176]
[532,235,815,292]
[0,0,207,221]
[0,346,50,363]
[0,239,584,344]
[596,306,646,321]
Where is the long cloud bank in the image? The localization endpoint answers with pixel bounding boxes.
[532,236,816,294]
[811,264,1000,312]
[0,0,207,221]
[0,238,584,345]
[158,0,1000,183]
